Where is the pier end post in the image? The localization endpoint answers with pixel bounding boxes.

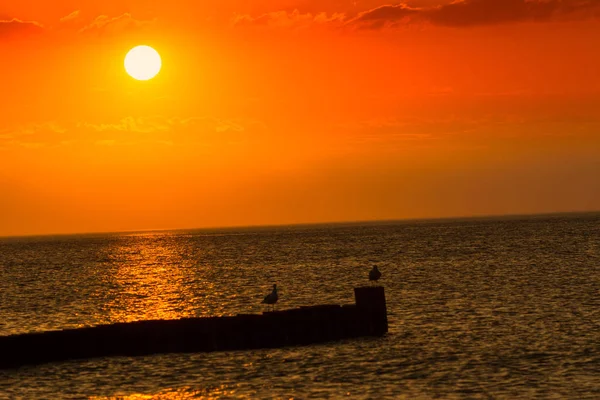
[354,286,388,335]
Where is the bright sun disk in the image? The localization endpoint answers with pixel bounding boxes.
[125,45,162,81]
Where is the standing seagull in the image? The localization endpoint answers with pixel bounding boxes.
[369,265,382,285]
[262,284,278,311]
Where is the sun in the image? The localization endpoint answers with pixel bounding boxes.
[124,45,162,81]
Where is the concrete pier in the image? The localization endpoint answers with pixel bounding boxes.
[0,286,387,369]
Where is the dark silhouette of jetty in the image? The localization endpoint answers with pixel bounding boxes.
[0,286,387,369]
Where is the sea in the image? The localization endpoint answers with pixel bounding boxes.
[0,213,598,399]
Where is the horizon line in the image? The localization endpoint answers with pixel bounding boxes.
[1,209,599,239]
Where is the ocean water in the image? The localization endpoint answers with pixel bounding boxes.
[0,213,599,399]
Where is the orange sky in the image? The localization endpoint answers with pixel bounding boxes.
[1,1,599,236]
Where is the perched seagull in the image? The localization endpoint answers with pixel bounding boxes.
[369,265,382,285]
[262,284,278,311]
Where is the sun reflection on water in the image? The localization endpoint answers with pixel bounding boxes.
[87,231,270,327]
[99,233,217,323]
[89,385,241,399]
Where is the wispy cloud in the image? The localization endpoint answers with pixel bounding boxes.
[0,122,69,149]
[79,116,252,134]
[231,10,346,29]
[78,116,170,133]
[349,0,600,29]
[1,11,154,41]
[231,1,600,31]
[0,116,263,149]
[78,13,156,35]
[0,18,44,38]
[59,10,81,24]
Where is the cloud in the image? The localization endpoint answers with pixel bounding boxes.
[0,122,69,149]
[78,116,262,147]
[60,10,81,24]
[0,18,44,38]
[350,4,417,29]
[78,13,155,35]
[231,1,600,30]
[1,11,152,41]
[78,116,170,133]
[79,116,262,135]
[350,0,600,29]
[0,116,266,150]
[83,116,244,148]
[231,9,346,29]
[79,116,225,133]
[0,122,66,137]
[340,117,444,145]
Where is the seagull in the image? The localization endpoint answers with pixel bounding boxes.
[369,265,381,285]
[262,284,278,311]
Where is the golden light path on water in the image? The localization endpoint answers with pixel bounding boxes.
[89,385,239,399]
[99,232,222,323]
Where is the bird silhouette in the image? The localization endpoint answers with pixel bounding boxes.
[369,265,381,285]
[262,284,278,311]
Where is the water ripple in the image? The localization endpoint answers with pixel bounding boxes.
[1,213,599,398]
